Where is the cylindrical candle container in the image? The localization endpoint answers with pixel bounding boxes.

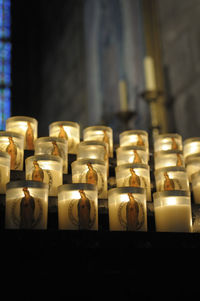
[77,140,108,161]
[153,190,192,232]
[83,125,113,158]
[154,133,182,152]
[115,163,151,201]
[49,121,80,154]
[25,155,63,196]
[116,145,148,166]
[0,131,24,170]
[34,137,68,174]
[5,180,48,229]
[183,137,200,160]
[58,183,98,230]
[154,150,185,170]
[191,171,200,204]
[154,166,189,192]
[185,154,200,182]
[0,151,10,193]
[6,116,38,150]
[119,130,149,154]
[108,187,147,231]
[71,159,107,198]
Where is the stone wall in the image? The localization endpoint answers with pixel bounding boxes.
[11,0,87,137]
[158,0,200,139]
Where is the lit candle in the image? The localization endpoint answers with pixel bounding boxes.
[58,183,98,230]
[154,166,190,192]
[108,187,147,231]
[71,159,107,199]
[185,154,200,182]
[119,130,149,160]
[116,145,148,166]
[6,116,38,150]
[154,150,184,170]
[25,155,63,196]
[115,163,151,201]
[119,79,128,112]
[0,152,10,194]
[0,131,24,170]
[183,137,200,160]
[83,126,113,158]
[154,133,182,153]
[144,56,156,91]
[153,191,192,232]
[49,121,80,154]
[5,180,48,229]
[34,136,68,174]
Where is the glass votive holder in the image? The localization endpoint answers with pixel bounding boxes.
[116,145,148,166]
[154,150,185,170]
[5,180,48,229]
[0,131,24,170]
[25,154,63,196]
[34,137,68,174]
[153,190,192,232]
[6,116,38,150]
[0,151,10,193]
[83,125,113,158]
[58,183,98,230]
[71,159,107,198]
[49,121,80,154]
[108,187,147,231]
[192,171,200,204]
[115,163,151,201]
[185,154,200,182]
[183,137,200,160]
[119,130,149,154]
[154,133,182,152]
[77,140,108,161]
[154,166,189,192]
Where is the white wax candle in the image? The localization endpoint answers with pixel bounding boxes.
[154,204,192,232]
[144,56,156,91]
[119,80,128,112]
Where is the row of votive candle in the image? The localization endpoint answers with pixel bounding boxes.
[152,134,191,232]
[5,180,148,231]
[3,116,200,232]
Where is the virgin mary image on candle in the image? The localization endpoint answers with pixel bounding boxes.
[78,189,91,230]
[20,187,35,229]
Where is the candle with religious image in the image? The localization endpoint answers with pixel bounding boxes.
[154,133,182,153]
[34,136,68,174]
[77,140,109,175]
[108,187,147,231]
[5,180,48,229]
[58,183,98,230]
[6,116,38,150]
[83,125,113,158]
[119,130,149,156]
[153,190,192,232]
[49,121,80,154]
[116,145,148,166]
[154,150,185,170]
[71,159,107,198]
[183,137,200,160]
[154,166,189,192]
[185,154,200,182]
[115,163,151,201]
[0,151,10,194]
[25,154,63,196]
[0,131,24,170]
